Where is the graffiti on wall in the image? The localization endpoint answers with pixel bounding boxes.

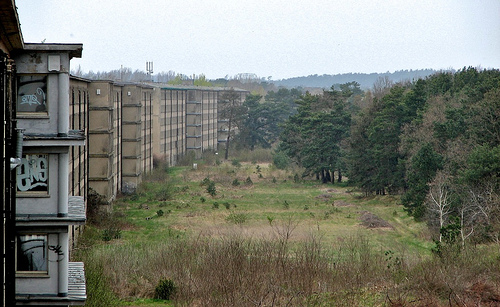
[17,154,49,192]
[17,75,47,112]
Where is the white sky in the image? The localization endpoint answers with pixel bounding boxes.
[16,0,500,80]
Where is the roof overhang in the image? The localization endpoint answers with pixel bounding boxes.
[23,43,83,59]
[0,0,24,52]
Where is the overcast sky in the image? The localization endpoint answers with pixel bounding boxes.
[16,0,500,80]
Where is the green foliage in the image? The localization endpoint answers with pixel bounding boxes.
[283,200,290,210]
[225,213,248,224]
[156,209,164,217]
[272,150,291,169]
[461,145,500,183]
[232,178,240,186]
[279,86,352,183]
[432,217,462,257]
[154,278,177,300]
[402,143,443,219]
[212,202,219,209]
[231,159,242,167]
[79,253,118,307]
[201,177,211,186]
[207,181,217,197]
[102,227,121,241]
[245,176,253,185]
[193,74,212,86]
[293,173,300,183]
[167,74,184,85]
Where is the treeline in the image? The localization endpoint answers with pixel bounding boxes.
[257,67,499,244]
[273,69,439,89]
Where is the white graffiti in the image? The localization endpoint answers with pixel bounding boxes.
[20,88,46,106]
[17,155,48,192]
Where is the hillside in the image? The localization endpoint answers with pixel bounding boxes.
[272,69,439,89]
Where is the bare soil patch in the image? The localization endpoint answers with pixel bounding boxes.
[359,211,393,229]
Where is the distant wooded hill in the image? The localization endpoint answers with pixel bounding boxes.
[272,69,441,89]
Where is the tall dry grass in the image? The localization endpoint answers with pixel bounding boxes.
[76,220,500,306]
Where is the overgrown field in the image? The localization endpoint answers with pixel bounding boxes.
[74,162,500,306]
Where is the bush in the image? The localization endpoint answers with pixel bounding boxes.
[177,151,195,166]
[207,181,217,196]
[154,278,176,300]
[273,150,291,170]
[232,178,240,186]
[102,227,121,241]
[245,176,253,185]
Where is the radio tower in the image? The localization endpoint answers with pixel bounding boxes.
[146,61,153,82]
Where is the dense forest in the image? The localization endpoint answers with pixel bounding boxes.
[229,67,500,245]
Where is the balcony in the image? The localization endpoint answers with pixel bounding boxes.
[16,262,86,306]
[16,196,86,226]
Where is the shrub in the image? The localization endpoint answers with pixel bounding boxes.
[273,150,290,170]
[154,278,176,300]
[232,178,240,186]
[232,159,242,167]
[245,176,253,185]
[200,177,211,186]
[212,202,219,209]
[207,181,217,196]
[102,227,121,241]
[177,151,195,166]
[156,209,164,217]
[293,173,300,183]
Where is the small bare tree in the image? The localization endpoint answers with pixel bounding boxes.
[425,171,452,242]
[465,179,500,244]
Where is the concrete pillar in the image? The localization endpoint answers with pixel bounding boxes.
[58,231,69,297]
[58,72,69,136]
[58,152,69,217]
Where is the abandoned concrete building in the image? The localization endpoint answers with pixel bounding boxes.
[2,1,247,305]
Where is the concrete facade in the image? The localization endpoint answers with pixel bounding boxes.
[85,83,248,201]
[13,43,86,306]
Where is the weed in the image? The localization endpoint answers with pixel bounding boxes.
[156,210,164,217]
[200,196,206,203]
[324,208,340,219]
[212,202,219,209]
[232,178,240,186]
[283,200,290,210]
[245,176,253,185]
[294,173,300,183]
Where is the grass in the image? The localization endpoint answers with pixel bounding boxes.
[74,161,500,306]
